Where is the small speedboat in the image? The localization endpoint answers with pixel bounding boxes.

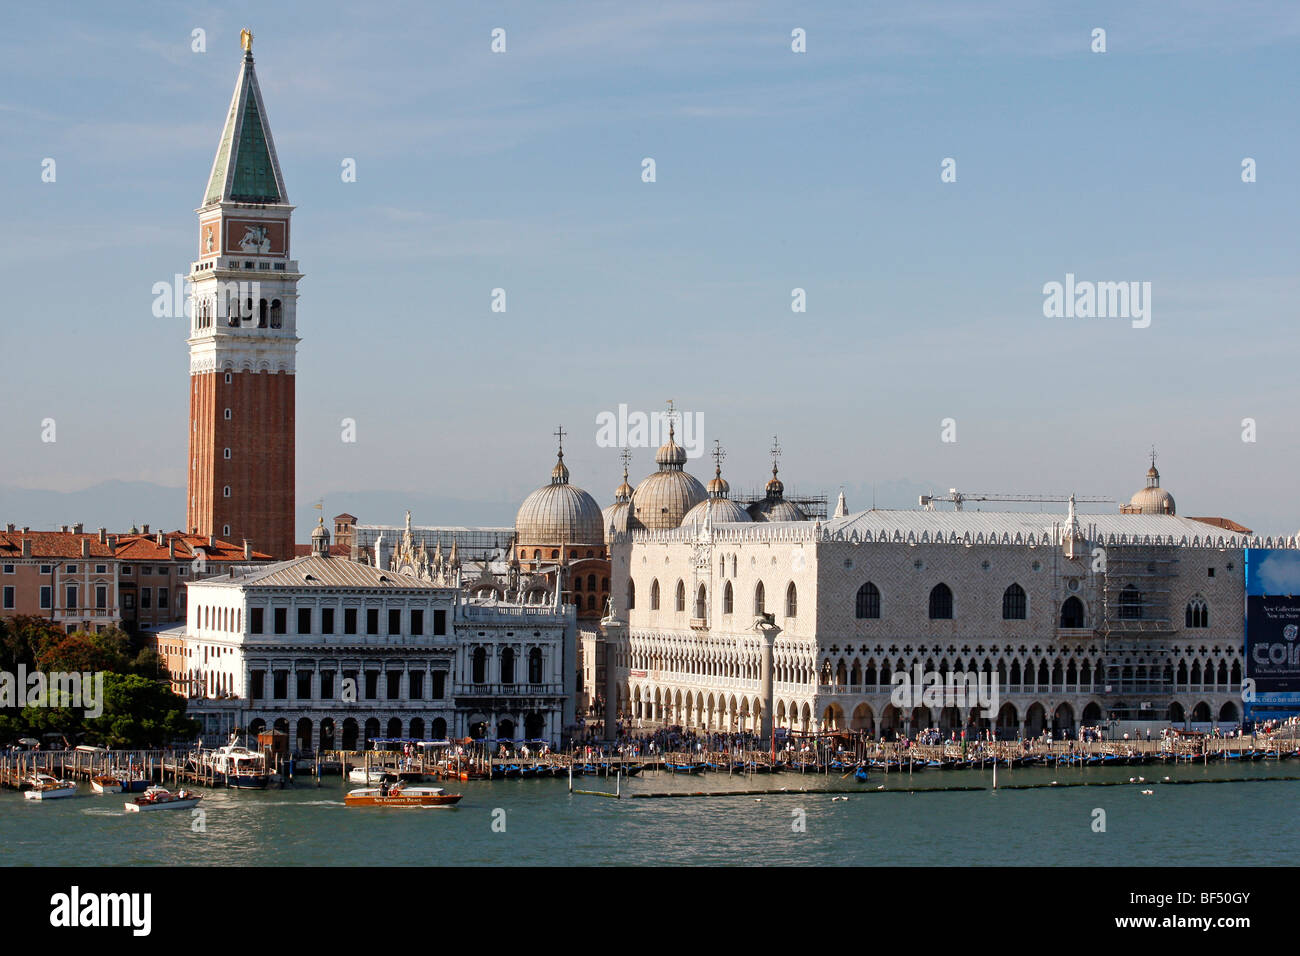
[345,784,462,808]
[124,786,202,812]
[91,774,123,794]
[348,767,396,784]
[24,774,77,800]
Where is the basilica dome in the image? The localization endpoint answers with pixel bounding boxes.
[1124,462,1175,516]
[747,460,807,522]
[684,496,751,526]
[683,451,751,527]
[630,424,706,531]
[515,447,605,546]
[602,460,636,542]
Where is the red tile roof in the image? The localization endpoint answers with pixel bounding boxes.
[292,543,352,558]
[114,531,272,562]
[0,530,271,562]
[0,531,114,559]
[1187,516,1253,535]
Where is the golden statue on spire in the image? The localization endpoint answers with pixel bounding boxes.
[240,29,253,52]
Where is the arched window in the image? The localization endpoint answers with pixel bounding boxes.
[723,582,733,615]
[586,594,596,610]
[472,647,486,684]
[754,581,766,616]
[1002,583,1026,620]
[628,580,635,609]
[928,583,953,620]
[786,583,797,618]
[528,648,543,684]
[1185,595,1209,628]
[500,648,515,684]
[855,582,880,619]
[257,298,268,328]
[675,580,686,612]
[575,576,584,592]
[695,585,706,619]
[1119,584,1143,620]
[1060,596,1085,628]
[650,579,660,611]
[587,574,596,590]
[270,299,282,328]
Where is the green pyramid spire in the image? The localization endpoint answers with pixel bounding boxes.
[203,46,287,206]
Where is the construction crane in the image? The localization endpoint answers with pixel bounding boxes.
[918,489,1114,511]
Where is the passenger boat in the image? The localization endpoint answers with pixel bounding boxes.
[91,774,122,794]
[124,786,202,812]
[344,784,462,808]
[199,741,270,789]
[23,774,77,800]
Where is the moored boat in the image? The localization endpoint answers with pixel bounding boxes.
[348,767,397,784]
[124,786,202,812]
[23,774,77,800]
[91,774,123,794]
[344,783,462,807]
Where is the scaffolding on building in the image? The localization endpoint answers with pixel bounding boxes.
[1096,544,1181,720]
[734,490,829,521]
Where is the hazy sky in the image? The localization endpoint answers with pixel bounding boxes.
[2,1,1298,540]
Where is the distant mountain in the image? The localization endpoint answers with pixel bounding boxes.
[0,480,519,545]
[0,480,186,534]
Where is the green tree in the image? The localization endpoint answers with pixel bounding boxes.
[83,673,199,748]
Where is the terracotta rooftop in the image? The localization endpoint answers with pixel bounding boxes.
[1187,516,1253,535]
[0,528,271,562]
[0,531,114,559]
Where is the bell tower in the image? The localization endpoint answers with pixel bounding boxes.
[186,29,300,559]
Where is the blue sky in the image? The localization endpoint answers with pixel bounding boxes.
[2,1,1299,540]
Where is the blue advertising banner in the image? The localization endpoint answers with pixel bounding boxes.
[1243,549,1300,717]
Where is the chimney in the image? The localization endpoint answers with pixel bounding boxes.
[168,539,177,559]
[209,535,216,548]
[73,522,84,534]
[156,531,164,546]
[107,534,118,550]
[142,524,150,535]
[98,527,107,544]
[243,540,252,560]
[5,523,13,533]
[21,526,29,534]
[20,538,31,558]
[60,525,67,534]
[80,538,90,558]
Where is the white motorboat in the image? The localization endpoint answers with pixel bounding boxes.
[347,767,397,784]
[124,786,202,812]
[23,774,78,800]
[91,774,123,794]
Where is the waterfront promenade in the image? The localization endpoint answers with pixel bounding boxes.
[4,730,1298,792]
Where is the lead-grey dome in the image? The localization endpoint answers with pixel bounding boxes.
[683,496,751,526]
[630,423,705,530]
[515,448,604,545]
[1127,464,1175,515]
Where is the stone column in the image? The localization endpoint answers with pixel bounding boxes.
[602,628,621,740]
[754,618,781,758]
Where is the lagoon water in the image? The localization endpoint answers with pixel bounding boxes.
[4,761,1297,866]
